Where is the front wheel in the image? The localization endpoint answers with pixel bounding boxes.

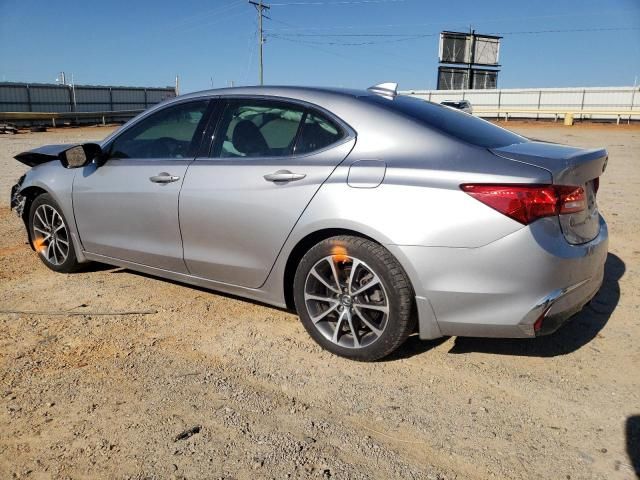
[28,193,82,273]
[293,236,415,361]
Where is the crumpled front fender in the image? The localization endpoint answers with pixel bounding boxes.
[10,174,27,217]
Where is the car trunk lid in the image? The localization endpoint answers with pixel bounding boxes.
[490,141,607,244]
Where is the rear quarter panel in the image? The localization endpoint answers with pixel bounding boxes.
[290,115,553,248]
[262,111,552,307]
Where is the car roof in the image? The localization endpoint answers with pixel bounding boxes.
[101,86,380,146]
[175,85,374,104]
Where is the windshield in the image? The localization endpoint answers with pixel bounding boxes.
[363,94,526,148]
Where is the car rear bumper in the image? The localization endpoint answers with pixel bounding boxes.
[389,215,608,339]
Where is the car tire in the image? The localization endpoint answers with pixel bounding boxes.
[294,235,415,361]
[28,193,82,273]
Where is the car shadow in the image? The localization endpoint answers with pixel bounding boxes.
[383,334,450,361]
[79,253,624,361]
[626,415,640,477]
[107,268,293,313]
[77,261,116,272]
[447,252,624,357]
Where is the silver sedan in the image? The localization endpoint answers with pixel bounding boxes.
[11,83,608,361]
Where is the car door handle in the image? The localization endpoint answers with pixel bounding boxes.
[263,170,306,183]
[149,173,181,184]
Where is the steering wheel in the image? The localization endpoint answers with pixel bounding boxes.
[149,137,179,158]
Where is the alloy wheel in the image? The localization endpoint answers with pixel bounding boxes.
[32,204,70,266]
[304,254,389,349]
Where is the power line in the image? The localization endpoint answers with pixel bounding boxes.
[489,26,640,35]
[243,23,259,84]
[268,32,434,46]
[267,26,640,46]
[266,9,640,32]
[268,34,427,75]
[272,26,640,37]
[266,16,300,29]
[270,0,406,6]
[263,4,638,84]
[141,1,248,40]
[268,32,430,36]
[172,1,246,29]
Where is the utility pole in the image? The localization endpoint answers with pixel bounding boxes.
[70,73,77,113]
[467,28,476,90]
[249,0,270,85]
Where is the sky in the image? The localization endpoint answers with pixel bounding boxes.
[1,0,639,93]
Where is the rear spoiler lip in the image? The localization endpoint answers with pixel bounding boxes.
[14,144,77,167]
[490,141,608,186]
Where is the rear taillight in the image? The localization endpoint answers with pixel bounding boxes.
[556,185,586,214]
[460,184,586,225]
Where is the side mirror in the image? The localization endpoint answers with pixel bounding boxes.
[59,143,103,169]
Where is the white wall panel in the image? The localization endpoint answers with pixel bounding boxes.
[402,87,640,120]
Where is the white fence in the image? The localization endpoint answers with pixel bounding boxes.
[401,86,640,121]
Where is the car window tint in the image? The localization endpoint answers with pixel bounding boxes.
[364,95,525,148]
[110,101,208,159]
[295,112,344,155]
[219,103,304,158]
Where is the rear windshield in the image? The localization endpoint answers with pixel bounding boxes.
[363,95,526,148]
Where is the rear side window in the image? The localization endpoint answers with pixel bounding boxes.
[295,112,344,155]
[217,102,305,158]
[363,95,525,148]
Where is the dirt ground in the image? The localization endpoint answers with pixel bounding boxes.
[0,122,639,480]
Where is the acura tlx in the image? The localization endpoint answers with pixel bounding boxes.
[10,82,608,361]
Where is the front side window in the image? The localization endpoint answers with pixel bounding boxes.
[110,100,209,159]
[218,102,305,158]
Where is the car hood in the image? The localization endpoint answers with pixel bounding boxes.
[14,144,77,167]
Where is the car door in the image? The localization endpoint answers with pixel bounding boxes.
[180,98,355,288]
[73,99,211,272]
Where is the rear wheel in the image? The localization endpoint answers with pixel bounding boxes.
[293,235,415,361]
[28,193,81,273]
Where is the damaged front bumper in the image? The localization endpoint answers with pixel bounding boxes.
[10,175,26,217]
